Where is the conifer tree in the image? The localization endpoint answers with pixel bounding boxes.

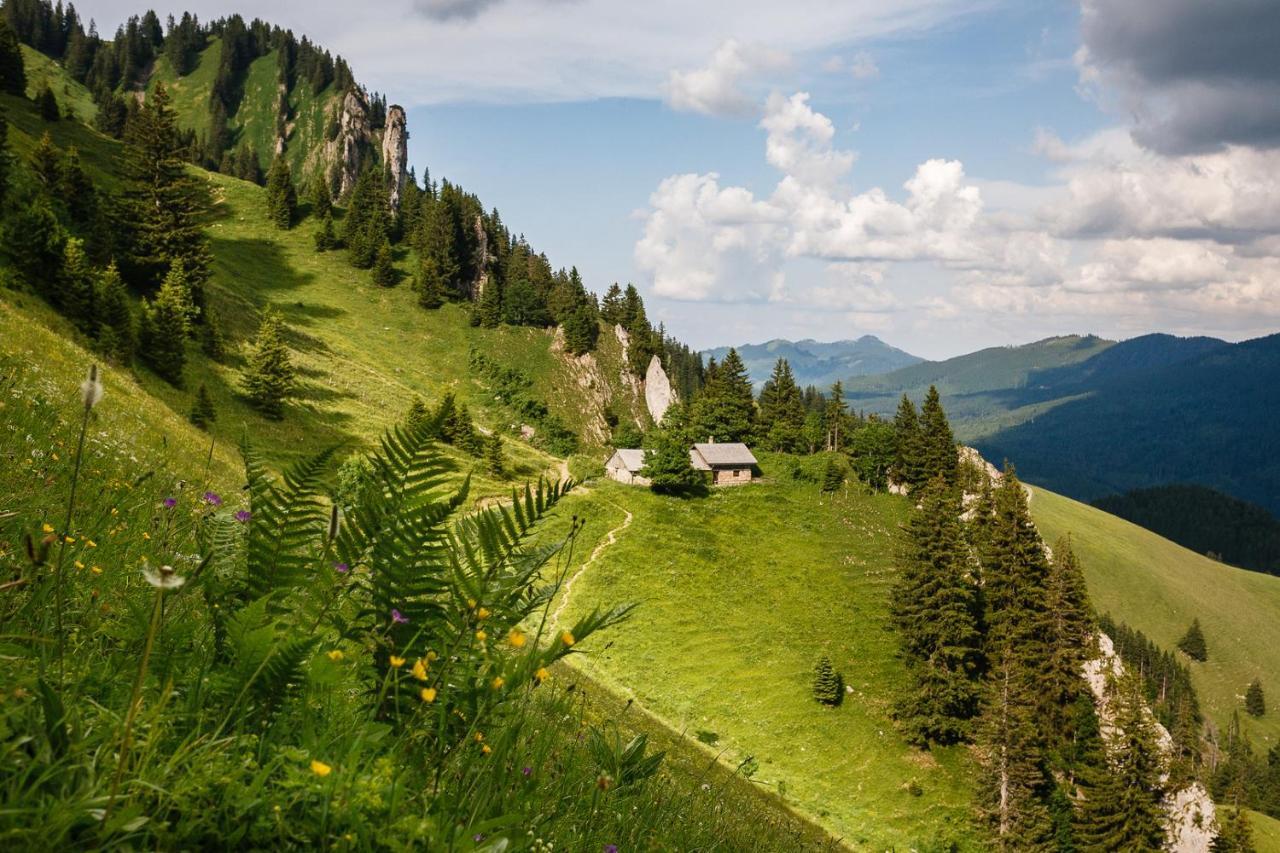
[310,176,332,219]
[313,210,339,251]
[31,131,62,189]
[55,238,97,333]
[415,254,448,309]
[1246,679,1265,717]
[415,198,459,299]
[600,282,625,325]
[405,395,430,430]
[758,358,806,452]
[0,111,11,207]
[848,418,897,491]
[892,479,983,745]
[0,18,26,96]
[189,382,217,430]
[138,264,193,387]
[1212,798,1258,853]
[813,655,842,705]
[452,403,484,456]
[199,304,225,361]
[95,263,136,363]
[343,167,390,268]
[821,457,844,493]
[3,194,65,284]
[1043,537,1094,738]
[371,238,396,286]
[562,304,600,355]
[264,154,297,229]
[691,348,755,442]
[241,310,295,419]
[824,381,848,452]
[475,278,502,327]
[119,83,212,306]
[981,467,1053,654]
[484,432,505,478]
[920,385,958,485]
[1178,618,1208,662]
[37,85,60,121]
[893,394,926,490]
[641,402,701,494]
[59,146,97,228]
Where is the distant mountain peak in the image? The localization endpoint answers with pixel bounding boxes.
[701,336,922,387]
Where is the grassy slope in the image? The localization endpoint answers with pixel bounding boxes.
[546,466,980,850]
[20,45,97,123]
[1253,810,1280,852]
[1030,487,1280,749]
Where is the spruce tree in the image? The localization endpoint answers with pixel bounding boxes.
[1043,537,1094,739]
[59,146,97,228]
[264,154,297,229]
[1246,679,1265,717]
[371,238,396,286]
[1212,800,1258,852]
[981,467,1053,654]
[31,132,62,189]
[484,432,505,478]
[600,282,625,325]
[821,457,844,493]
[310,176,332,219]
[119,83,212,308]
[824,381,848,452]
[3,195,65,286]
[189,382,217,430]
[562,304,600,355]
[893,394,926,490]
[1178,618,1208,662]
[200,305,225,361]
[241,310,295,419]
[812,655,842,705]
[848,418,897,491]
[691,348,755,442]
[0,18,26,96]
[56,238,96,333]
[343,167,389,269]
[406,395,430,430]
[138,265,193,387]
[920,385,958,485]
[641,402,702,494]
[892,479,983,745]
[415,197,460,298]
[95,263,136,363]
[415,255,448,308]
[758,358,806,452]
[313,210,339,251]
[475,278,503,327]
[37,85,60,121]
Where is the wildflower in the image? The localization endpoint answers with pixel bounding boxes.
[42,523,54,533]
[74,560,84,570]
[475,630,487,642]
[391,608,408,625]
[63,536,75,544]
[310,760,332,777]
[142,532,151,540]
[91,566,102,574]
[334,562,350,574]
[535,667,550,684]
[507,629,527,648]
[467,597,477,610]
[522,766,532,777]
[481,744,492,755]
[477,606,491,620]
[475,732,485,742]
[111,507,118,516]
[51,452,60,461]
[234,510,251,523]
[412,659,428,681]
[560,630,575,647]
[202,491,222,507]
[420,687,437,703]
[163,497,177,509]
[86,539,96,548]
[604,846,619,853]
[389,655,406,668]
[80,364,103,410]
[142,562,185,590]
[426,650,438,662]
[491,676,505,690]
[326,649,344,662]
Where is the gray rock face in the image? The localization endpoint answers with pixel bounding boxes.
[381,105,409,211]
[324,89,371,198]
[470,214,492,300]
[644,354,676,424]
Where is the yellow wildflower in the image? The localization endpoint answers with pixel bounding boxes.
[86,540,97,548]
[507,629,527,648]
[491,676,505,690]
[142,532,151,540]
[475,630,487,642]
[477,607,491,620]
[41,523,54,534]
[111,508,118,516]
[467,598,477,610]
[91,566,102,575]
[474,732,485,742]
[426,650,438,662]
[310,760,332,777]
[481,744,492,755]
[74,560,85,570]
[326,649,344,662]
[535,667,550,684]
[389,655,406,668]
[412,659,428,681]
[560,631,575,647]
[51,452,59,461]
[63,536,75,544]
[420,687,437,703]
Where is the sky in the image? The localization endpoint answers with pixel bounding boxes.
[86,0,1280,359]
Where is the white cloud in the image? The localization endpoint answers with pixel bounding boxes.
[663,40,789,117]
[822,51,880,79]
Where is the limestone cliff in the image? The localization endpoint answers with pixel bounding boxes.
[323,89,372,198]
[644,354,676,423]
[381,105,409,211]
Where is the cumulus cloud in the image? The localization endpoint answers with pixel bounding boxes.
[1077,0,1280,154]
[663,40,789,117]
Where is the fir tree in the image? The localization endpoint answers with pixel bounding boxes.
[0,18,26,95]
[199,304,225,361]
[821,457,844,493]
[893,394,926,490]
[641,402,702,495]
[824,381,848,452]
[264,154,297,229]
[920,385,958,485]
[1178,618,1208,662]
[37,84,60,121]
[415,198,459,302]
[1212,799,1258,853]
[3,194,66,287]
[310,176,332,219]
[892,479,983,745]
[415,254,448,308]
[475,278,502,327]
[31,131,62,189]
[691,348,755,443]
[371,238,396,286]
[758,358,806,452]
[812,655,842,705]
[56,237,96,333]
[1043,537,1094,739]
[405,395,430,430]
[343,167,390,268]
[189,382,217,430]
[848,419,897,491]
[138,264,193,387]
[562,304,599,355]
[313,210,339,251]
[600,282,625,325]
[95,263,136,363]
[981,467,1053,655]
[484,432,505,478]
[241,310,295,419]
[59,146,97,228]
[118,83,212,305]
[1246,679,1265,717]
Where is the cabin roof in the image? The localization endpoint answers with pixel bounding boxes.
[610,448,649,472]
[691,442,757,467]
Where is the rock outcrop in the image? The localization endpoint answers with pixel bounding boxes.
[471,214,493,300]
[381,105,408,211]
[324,89,372,198]
[644,354,676,424]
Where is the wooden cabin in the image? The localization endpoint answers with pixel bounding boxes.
[690,442,758,486]
[605,448,651,485]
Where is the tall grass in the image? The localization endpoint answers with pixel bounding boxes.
[0,357,834,850]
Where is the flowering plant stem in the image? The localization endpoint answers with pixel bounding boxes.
[51,395,93,684]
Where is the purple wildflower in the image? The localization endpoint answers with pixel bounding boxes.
[334,562,350,574]
[235,510,252,523]
[473,834,486,843]
[391,608,408,625]
[522,766,532,777]
[163,497,177,509]
[604,846,618,853]
[202,491,222,507]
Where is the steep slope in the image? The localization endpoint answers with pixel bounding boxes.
[703,335,922,388]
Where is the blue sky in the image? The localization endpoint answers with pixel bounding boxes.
[90,0,1280,359]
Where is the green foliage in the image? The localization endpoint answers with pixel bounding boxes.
[3,193,65,284]
[1246,679,1265,718]
[812,655,842,705]
[312,209,339,251]
[641,403,702,495]
[920,385,958,486]
[190,382,217,430]
[567,452,606,482]
[562,303,600,355]
[484,431,505,478]
[0,17,26,95]
[758,357,806,452]
[1178,618,1208,662]
[848,418,896,491]
[95,263,136,363]
[138,263,194,387]
[264,154,297,229]
[36,82,58,120]
[691,348,755,443]
[469,349,578,455]
[893,394,925,489]
[820,456,844,493]
[1042,538,1093,737]
[240,310,295,420]
[342,167,390,269]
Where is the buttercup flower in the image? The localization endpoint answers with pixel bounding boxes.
[326,649,344,662]
[491,676,505,690]
[535,667,550,684]
[481,744,492,755]
[507,629,527,648]
[310,760,332,777]
[41,523,54,533]
[475,630,487,642]
[412,659,428,681]
[476,607,490,620]
[420,687,437,703]
[389,655,406,668]
[560,631,575,647]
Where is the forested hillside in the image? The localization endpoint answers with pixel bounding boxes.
[702,335,921,389]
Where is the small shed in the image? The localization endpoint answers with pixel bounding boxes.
[605,448,651,485]
[691,442,758,486]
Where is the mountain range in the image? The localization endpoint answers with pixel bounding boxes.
[701,335,922,388]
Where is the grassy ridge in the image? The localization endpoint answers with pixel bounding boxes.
[1030,486,1280,748]
[544,468,980,850]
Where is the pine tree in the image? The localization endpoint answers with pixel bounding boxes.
[1212,798,1258,853]
[241,310,295,419]
[821,457,844,493]
[56,238,96,333]
[981,467,1053,654]
[0,18,26,96]
[562,304,600,355]
[691,348,755,442]
[758,358,806,452]
[824,381,848,452]
[1043,537,1094,740]
[892,479,983,745]
[119,83,212,306]
[95,263,136,363]
[1178,618,1208,662]
[189,382,217,430]
[405,395,430,430]
[199,304,225,361]
[813,655,842,705]
[475,278,502,327]
[893,394,926,490]
[138,264,193,387]
[37,85,60,121]
[313,209,339,251]
[415,254,448,308]
[484,432,505,478]
[343,167,389,268]
[371,238,396,286]
[310,176,332,219]
[641,402,702,494]
[59,146,97,228]
[600,282,625,325]
[1245,679,1265,717]
[920,385,958,485]
[415,197,460,299]
[264,154,297,229]
[31,132,62,189]
[1076,673,1167,852]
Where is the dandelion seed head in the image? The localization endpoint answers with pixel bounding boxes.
[80,365,103,410]
[142,561,185,590]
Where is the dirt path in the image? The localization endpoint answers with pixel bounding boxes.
[550,503,633,629]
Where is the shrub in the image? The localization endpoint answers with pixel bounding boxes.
[813,655,843,705]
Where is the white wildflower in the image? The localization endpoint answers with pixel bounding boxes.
[80,364,103,410]
[142,561,186,590]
